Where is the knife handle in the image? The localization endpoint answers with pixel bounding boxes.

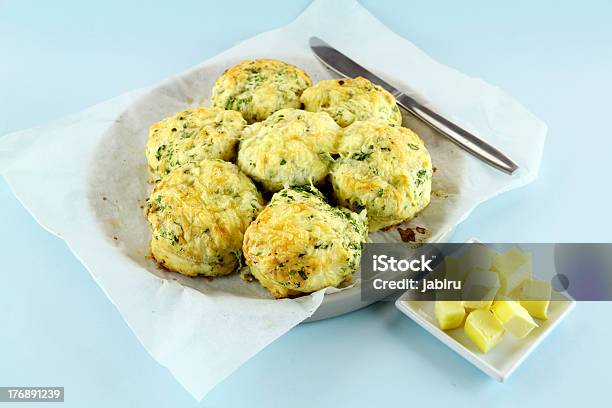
[395,93,519,175]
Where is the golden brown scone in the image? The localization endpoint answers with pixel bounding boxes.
[211,59,312,123]
[145,159,264,277]
[300,76,402,127]
[330,121,432,232]
[145,107,245,180]
[243,185,368,298]
[236,108,341,192]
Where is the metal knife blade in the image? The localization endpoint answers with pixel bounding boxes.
[309,36,519,175]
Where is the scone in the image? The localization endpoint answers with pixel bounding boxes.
[145,107,245,180]
[145,159,264,277]
[300,76,402,127]
[243,185,368,298]
[330,121,432,232]
[236,108,341,192]
[211,59,312,123]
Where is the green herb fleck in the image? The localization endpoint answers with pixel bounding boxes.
[235,96,252,110]
[224,96,236,110]
[351,151,372,161]
[416,169,428,186]
[155,145,166,161]
[314,242,331,250]
[232,250,244,269]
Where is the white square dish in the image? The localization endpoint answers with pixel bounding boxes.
[394,275,575,381]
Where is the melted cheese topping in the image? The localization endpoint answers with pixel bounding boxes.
[145,159,263,277]
[331,121,432,231]
[300,77,402,127]
[237,108,341,192]
[145,107,245,180]
[243,185,368,298]
[211,59,312,123]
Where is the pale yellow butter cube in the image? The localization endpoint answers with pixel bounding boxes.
[463,299,494,309]
[491,300,538,338]
[519,279,552,320]
[445,244,496,282]
[492,247,532,295]
[502,287,521,301]
[434,301,466,330]
[461,244,496,270]
[436,288,462,301]
[464,309,505,353]
[436,258,462,301]
[462,268,500,309]
[444,256,467,282]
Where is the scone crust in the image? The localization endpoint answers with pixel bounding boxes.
[331,121,432,231]
[243,185,367,298]
[145,159,263,277]
[237,108,341,192]
[211,59,312,123]
[145,107,245,180]
[301,77,402,127]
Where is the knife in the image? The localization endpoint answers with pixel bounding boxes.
[309,37,519,175]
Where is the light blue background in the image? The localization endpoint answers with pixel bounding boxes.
[1,1,611,406]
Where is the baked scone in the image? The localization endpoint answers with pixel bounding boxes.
[300,76,402,127]
[236,108,341,192]
[243,185,368,298]
[145,159,264,277]
[145,107,245,180]
[330,121,432,232]
[211,59,312,123]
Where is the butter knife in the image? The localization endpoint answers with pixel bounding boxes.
[309,37,519,175]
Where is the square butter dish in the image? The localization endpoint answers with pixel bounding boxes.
[394,257,575,382]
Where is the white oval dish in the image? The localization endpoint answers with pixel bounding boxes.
[88,54,466,318]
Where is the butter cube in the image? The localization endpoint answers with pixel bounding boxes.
[464,309,505,353]
[492,247,532,295]
[437,259,462,300]
[434,301,466,330]
[503,287,521,301]
[491,301,538,338]
[444,256,467,281]
[519,279,552,320]
[463,300,495,309]
[462,268,500,309]
[436,288,462,301]
[445,244,496,282]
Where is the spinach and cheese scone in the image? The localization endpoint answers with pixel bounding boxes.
[145,107,245,180]
[211,59,312,123]
[236,108,341,192]
[145,159,264,277]
[331,121,432,232]
[243,185,368,298]
[300,77,402,127]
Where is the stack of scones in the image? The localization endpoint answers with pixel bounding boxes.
[144,59,432,298]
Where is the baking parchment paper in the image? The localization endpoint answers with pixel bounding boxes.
[0,0,546,400]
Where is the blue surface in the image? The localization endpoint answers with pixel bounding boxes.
[1,1,611,406]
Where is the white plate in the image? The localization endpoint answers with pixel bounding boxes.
[394,275,575,381]
[86,54,468,321]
